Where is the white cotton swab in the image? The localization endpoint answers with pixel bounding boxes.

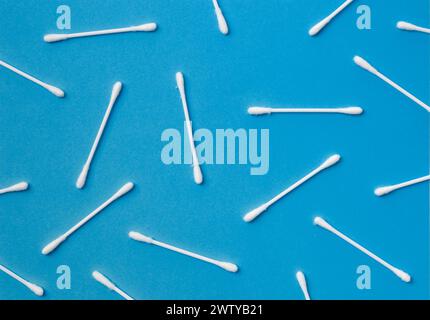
[92,271,134,300]
[375,174,430,196]
[44,23,157,43]
[243,154,341,222]
[76,82,123,189]
[314,217,411,283]
[42,182,134,255]
[129,231,238,273]
[248,106,363,116]
[0,59,64,97]
[309,0,354,36]
[0,182,29,195]
[397,21,430,34]
[176,72,203,185]
[354,56,430,112]
[296,271,311,300]
[212,0,229,35]
[0,264,44,296]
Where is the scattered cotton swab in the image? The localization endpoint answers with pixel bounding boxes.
[44,23,157,43]
[243,154,341,222]
[176,72,203,184]
[248,106,363,116]
[296,271,311,300]
[0,59,64,97]
[129,231,238,273]
[0,182,29,195]
[212,0,229,35]
[42,182,134,255]
[76,82,123,189]
[314,217,411,282]
[309,0,354,36]
[0,264,44,296]
[397,21,430,34]
[92,271,134,300]
[354,55,430,112]
[375,174,430,196]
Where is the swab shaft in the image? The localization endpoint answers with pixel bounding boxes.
[324,0,353,23]
[114,287,134,301]
[176,73,202,184]
[0,59,64,97]
[0,264,43,296]
[373,69,430,112]
[153,239,224,268]
[42,182,133,254]
[66,27,144,39]
[387,175,430,191]
[315,218,410,282]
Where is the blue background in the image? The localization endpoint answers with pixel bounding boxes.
[0,0,428,300]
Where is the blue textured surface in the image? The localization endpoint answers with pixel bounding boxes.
[0,0,429,300]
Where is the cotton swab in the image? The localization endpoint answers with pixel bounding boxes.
[375,174,430,196]
[212,0,229,35]
[0,59,64,97]
[354,55,430,112]
[129,231,238,273]
[314,217,411,283]
[397,21,430,34]
[0,264,44,296]
[76,82,123,189]
[44,23,157,43]
[309,0,354,36]
[92,271,134,300]
[296,271,311,300]
[176,72,203,184]
[248,106,363,115]
[42,182,134,255]
[243,154,341,222]
[0,182,29,195]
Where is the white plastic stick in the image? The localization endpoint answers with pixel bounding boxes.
[314,217,411,283]
[0,59,64,97]
[212,0,229,35]
[248,106,363,115]
[44,23,157,43]
[296,271,311,300]
[176,72,203,184]
[354,56,430,112]
[42,182,134,255]
[92,271,134,300]
[309,0,354,36]
[243,154,341,222]
[129,231,238,273]
[397,21,430,34]
[375,174,430,196]
[0,264,44,296]
[76,82,123,189]
[0,182,29,195]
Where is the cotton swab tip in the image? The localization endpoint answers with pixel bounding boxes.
[45,84,65,98]
[44,34,68,43]
[193,165,203,184]
[309,18,329,36]
[92,271,116,290]
[341,106,363,115]
[313,216,330,229]
[243,204,268,222]
[392,268,411,283]
[248,107,271,115]
[218,262,239,273]
[176,72,184,87]
[115,182,134,197]
[76,168,88,189]
[353,56,377,74]
[9,182,29,192]
[129,231,153,244]
[397,21,416,31]
[112,81,123,99]
[42,235,67,255]
[135,23,157,32]
[320,154,341,169]
[374,186,394,196]
[27,283,44,296]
